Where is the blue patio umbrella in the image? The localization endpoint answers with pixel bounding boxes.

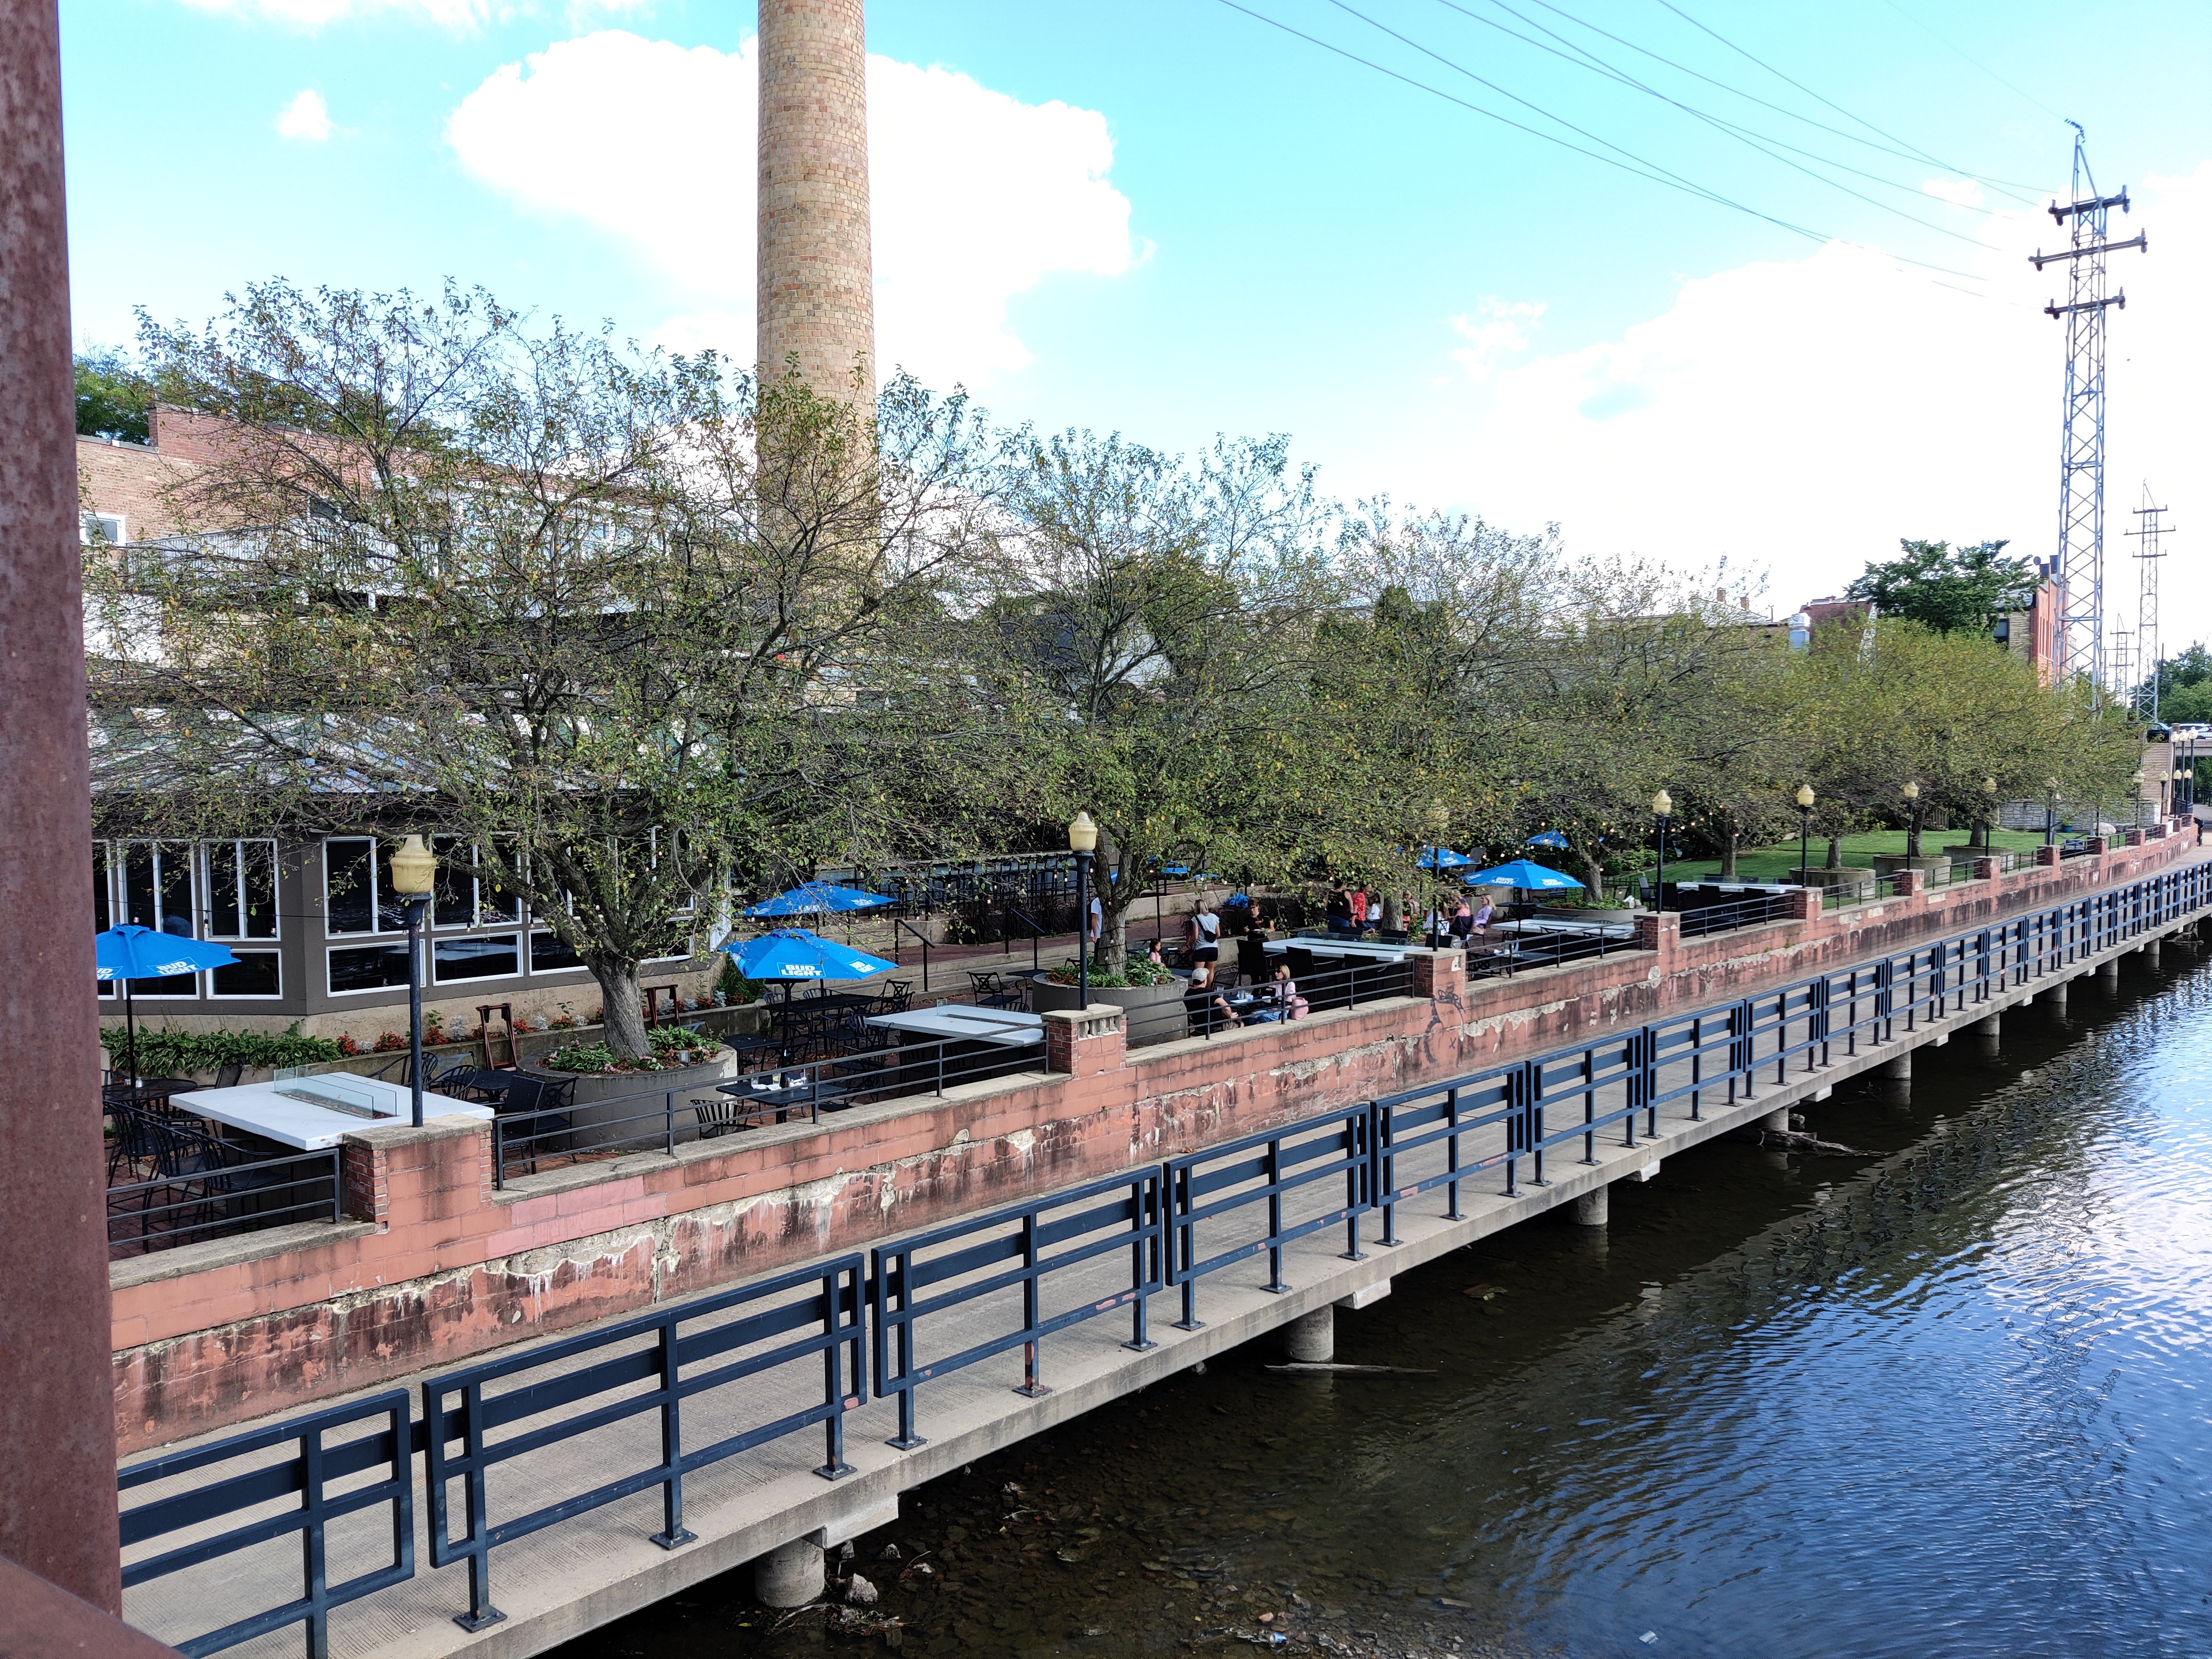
[721,929,896,984]
[1524,830,1570,851]
[739,881,895,919]
[1418,848,1478,869]
[1461,858,1585,891]
[97,925,239,1083]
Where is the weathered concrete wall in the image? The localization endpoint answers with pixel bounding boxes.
[111,830,2205,1452]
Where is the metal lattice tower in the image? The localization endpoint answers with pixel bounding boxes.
[2126,484,2173,721]
[2032,125,2148,691]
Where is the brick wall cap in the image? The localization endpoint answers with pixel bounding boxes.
[108,1218,378,1292]
[341,1115,487,1151]
[1038,1005,1126,1026]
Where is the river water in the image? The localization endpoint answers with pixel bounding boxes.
[554,938,2212,1659]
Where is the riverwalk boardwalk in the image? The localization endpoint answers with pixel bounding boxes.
[114,834,2212,1659]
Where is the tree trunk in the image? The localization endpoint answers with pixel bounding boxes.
[1718,818,1739,880]
[589,958,649,1058]
[1825,834,1843,869]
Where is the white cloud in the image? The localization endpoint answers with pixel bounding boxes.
[1923,176,1987,209]
[445,30,1135,389]
[274,88,336,142]
[1448,299,1546,382]
[1405,160,2212,645]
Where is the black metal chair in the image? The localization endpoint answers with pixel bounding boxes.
[213,1060,244,1089]
[881,979,916,1013]
[494,1074,571,1176]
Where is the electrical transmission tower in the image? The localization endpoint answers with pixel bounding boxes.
[2126,484,2173,721]
[2032,124,2148,691]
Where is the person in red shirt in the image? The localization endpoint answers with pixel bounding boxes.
[1350,885,1369,932]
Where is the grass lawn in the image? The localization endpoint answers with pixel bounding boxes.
[1663,827,2050,884]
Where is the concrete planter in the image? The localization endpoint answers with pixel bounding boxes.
[522,1052,738,1150]
[1940,844,2018,872]
[1798,868,1877,900]
[1026,976,1186,1019]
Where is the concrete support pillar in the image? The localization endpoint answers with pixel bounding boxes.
[1568,1185,1609,1227]
[0,0,121,1613]
[755,1536,826,1608]
[1759,1107,1793,1134]
[2144,938,2161,967]
[1880,1051,1912,1081]
[2098,958,2121,987]
[2041,980,2068,1013]
[1284,1306,1334,1363]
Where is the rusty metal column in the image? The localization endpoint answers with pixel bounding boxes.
[0,0,121,1614]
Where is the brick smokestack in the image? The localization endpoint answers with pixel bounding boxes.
[757,0,874,401]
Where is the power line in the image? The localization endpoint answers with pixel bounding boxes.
[1650,0,2049,200]
[1211,0,1996,285]
[1512,0,2049,199]
[1407,0,2004,250]
[1872,0,2065,123]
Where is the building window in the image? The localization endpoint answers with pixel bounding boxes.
[328,940,414,994]
[530,930,586,973]
[433,933,520,985]
[211,953,283,998]
[94,843,114,997]
[81,511,126,546]
[430,835,521,928]
[120,842,197,996]
[324,837,401,936]
[204,840,279,939]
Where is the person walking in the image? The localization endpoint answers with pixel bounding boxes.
[1350,884,1370,934]
[1188,902,1222,967]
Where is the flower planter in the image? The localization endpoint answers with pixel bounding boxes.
[520,1052,738,1151]
[1870,855,1952,881]
[1026,975,1186,1018]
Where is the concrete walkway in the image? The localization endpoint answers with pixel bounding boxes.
[119,912,2208,1659]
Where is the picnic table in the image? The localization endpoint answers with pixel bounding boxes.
[170,1076,491,1151]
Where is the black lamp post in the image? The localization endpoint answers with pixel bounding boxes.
[1068,811,1098,1009]
[1651,789,1672,910]
[2045,777,2060,847]
[1981,776,1998,850]
[1902,780,1922,861]
[389,834,437,1127]
[1794,784,1814,884]
[2131,768,2146,832]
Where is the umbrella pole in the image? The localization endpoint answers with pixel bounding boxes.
[124,976,137,1087]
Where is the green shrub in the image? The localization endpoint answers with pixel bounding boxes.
[712,955,765,1004]
[1042,956,1174,989]
[97,1024,345,1078]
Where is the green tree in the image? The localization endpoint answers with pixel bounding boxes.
[75,348,153,444]
[87,281,998,1057]
[1844,539,2035,635]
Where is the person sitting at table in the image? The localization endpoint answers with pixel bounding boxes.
[1448,898,1476,942]
[1244,905,1271,942]
[1245,962,1304,1023]
[1144,935,1167,967]
[1471,896,1495,934]
[1184,959,1241,1032]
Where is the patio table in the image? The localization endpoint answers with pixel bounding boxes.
[170,1076,491,1151]
[860,1007,1044,1048]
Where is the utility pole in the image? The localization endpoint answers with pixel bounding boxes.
[2032,123,2148,693]
[2125,484,2172,722]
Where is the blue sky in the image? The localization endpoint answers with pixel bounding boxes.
[62,0,2212,631]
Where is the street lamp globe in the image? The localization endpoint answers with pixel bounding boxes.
[390,833,436,896]
[1067,811,1098,853]
[1652,789,1672,817]
[1901,781,1920,802]
[1794,785,1815,809]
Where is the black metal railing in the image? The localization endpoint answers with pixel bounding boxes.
[1123,950,1417,1050]
[117,857,2212,1656]
[106,1117,341,1260]
[1673,889,1797,937]
[492,1035,1050,1188]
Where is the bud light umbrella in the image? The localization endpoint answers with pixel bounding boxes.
[1524,830,1571,851]
[739,883,895,919]
[1460,858,1585,892]
[97,925,239,1084]
[719,929,899,1059]
[1418,848,1478,869]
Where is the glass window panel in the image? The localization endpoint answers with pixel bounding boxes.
[242,841,277,938]
[207,842,242,937]
[325,838,377,935]
[431,834,473,930]
[123,844,159,932]
[433,933,520,984]
[328,941,413,993]
[478,856,521,925]
[210,952,281,997]
[95,844,113,996]
[123,844,197,994]
[529,931,584,973]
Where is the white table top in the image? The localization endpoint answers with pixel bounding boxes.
[862,1006,1045,1047]
[1262,937,1413,962]
[173,1076,492,1150]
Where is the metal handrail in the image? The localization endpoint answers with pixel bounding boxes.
[116,859,2212,1656]
[890,916,934,990]
[1003,904,1046,975]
